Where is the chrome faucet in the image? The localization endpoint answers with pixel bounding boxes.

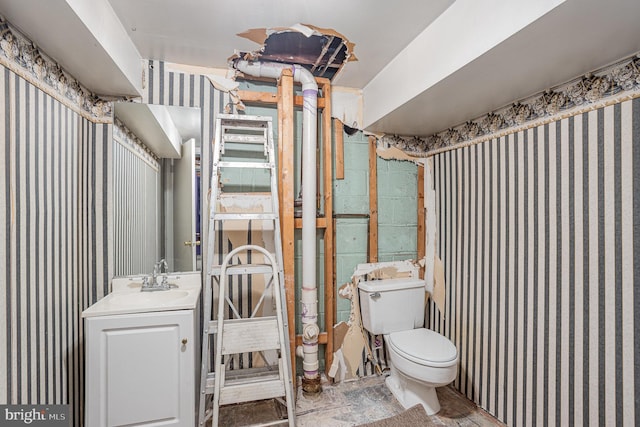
[141,259,174,291]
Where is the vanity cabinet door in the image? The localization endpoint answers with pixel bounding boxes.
[85,310,195,427]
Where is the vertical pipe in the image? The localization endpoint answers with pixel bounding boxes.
[232,60,321,392]
[300,80,320,392]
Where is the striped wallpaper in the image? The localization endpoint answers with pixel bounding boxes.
[143,60,231,271]
[112,122,161,276]
[0,59,227,426]
[0,65,111,425]
[428,98,640,426]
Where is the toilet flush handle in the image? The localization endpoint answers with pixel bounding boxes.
[370,292,381,299]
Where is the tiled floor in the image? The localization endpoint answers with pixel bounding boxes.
[217,374,504,426]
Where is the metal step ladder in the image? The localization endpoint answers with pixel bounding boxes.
[198,114,296,427]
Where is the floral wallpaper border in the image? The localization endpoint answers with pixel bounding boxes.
[380,53,640,156]
[0,16,114,123]
[113,118,160,169]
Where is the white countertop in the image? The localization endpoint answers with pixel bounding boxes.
[82,271,201,318]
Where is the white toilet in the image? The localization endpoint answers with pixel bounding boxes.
[358,276,458,415]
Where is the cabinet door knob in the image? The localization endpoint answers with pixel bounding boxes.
[181,338,188,345]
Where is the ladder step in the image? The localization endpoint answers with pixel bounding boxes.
[220,122,270,130]
[219,192,273,200]
[220,114,272,124]
[212,213,278,221]
[203,366,283,394]
[210,264,275,276]
[221,124,267,132]
[244,420,290,427]
[215,194,277,214]
[219,378,286,405]
[222,134,267,144]
[217,161,273,169]
[221,317,281,354]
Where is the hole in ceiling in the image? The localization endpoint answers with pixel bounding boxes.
[233,24,357,81]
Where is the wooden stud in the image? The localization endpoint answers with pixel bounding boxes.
[368,136,378,263]
[417,164,425,279]
[334,119,344,180]
[238,90,279,105]
[296,332,328,347]
[238,90,326,109]
[321,80,334,376]
[294,217,327,229]
[277,84,284,230]
[260,73,335,383]
[277,70,297,385]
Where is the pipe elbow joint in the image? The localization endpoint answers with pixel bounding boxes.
[292,64,318,92]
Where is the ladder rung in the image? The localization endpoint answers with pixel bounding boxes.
[212,213,278,221]
[218,193,274,201]
[220,120,270,129]
[210,264,275,276]
[245,419,290,427]
[225,371,281,387]
[220,119,267,132]
[203,366,282,393]
[221,317,280,354]
[217,161,273,169]
[219,378,285,405]
[222,134,266,144]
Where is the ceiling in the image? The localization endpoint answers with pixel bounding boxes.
[106,0,455,90]
[1,0,640,138]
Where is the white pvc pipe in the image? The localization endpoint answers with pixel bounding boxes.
[232,60,320,386]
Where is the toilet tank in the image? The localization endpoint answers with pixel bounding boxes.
[358,278,425,335]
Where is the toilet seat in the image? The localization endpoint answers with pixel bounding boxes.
[388,328,457,368]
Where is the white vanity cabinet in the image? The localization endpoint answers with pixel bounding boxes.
[85,309,197,426]
[83,272,201,427]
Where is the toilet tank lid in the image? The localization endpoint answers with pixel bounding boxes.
[358,277,425,293]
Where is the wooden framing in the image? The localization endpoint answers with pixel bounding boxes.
[241,73,335,383]
[417,164,425,278]
[238,90,326,109]
[334,119,344,180]
[275,70,297,383]
[320,78,335,374]
[368,135,378,262]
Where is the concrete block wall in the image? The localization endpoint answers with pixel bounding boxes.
[333,131,371,322]
[333,132,419,323]
[376,156,418,262]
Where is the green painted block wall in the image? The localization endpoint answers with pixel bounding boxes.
[333,131,369,322]
[376,157,418,262]
[332,132,418,323]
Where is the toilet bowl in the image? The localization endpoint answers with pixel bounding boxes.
[357,271,458,415]
[384,328,457,414]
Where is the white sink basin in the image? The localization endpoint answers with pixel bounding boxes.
[82,272,202,317]
[109,290,190,307]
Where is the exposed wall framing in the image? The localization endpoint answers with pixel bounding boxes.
[334,119,345,180]
[417,164,425,278]
[368,135,379,262]
[239,73,335,382]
